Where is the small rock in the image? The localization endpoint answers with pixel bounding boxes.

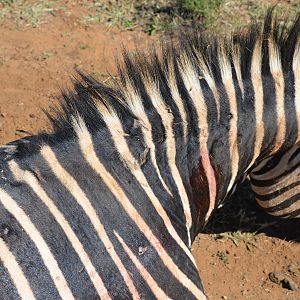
[269,272,299,291]
[269,272,285,284]
[282,278,299,291]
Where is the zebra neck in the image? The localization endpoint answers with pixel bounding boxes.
[186,68,299,235]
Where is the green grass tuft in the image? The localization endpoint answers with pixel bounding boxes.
[216,250,229,265]
[214,231,257,250]
[82,0,217,35]
[82,0,136,29]
[0,0,58,27]
[1,1,299,34]
[41,49,56,60]
[178,0,223,28]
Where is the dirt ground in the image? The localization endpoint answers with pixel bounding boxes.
[0,2,300,300]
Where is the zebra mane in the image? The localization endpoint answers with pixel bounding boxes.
[47,10,300,140]
[3,10,300,158]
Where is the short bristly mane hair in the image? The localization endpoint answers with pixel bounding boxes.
[2,10,300,159]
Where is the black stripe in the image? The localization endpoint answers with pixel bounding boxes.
[261,36,278,157]
[90,132,196,262]
[38,145,133,298]
[278,207,300,218]
[284,71,298,147]
[205,44,232,201]
[123,54,192,237]
[13,158,99,299]
[254,179,300,201]
[50,137,201,296]
[113,231,201,300]
[252,150,286,176]
[0,199,60,300]
[289,145,300,163]
[122,56,190,242]
[232,55,256,179]
[0,256,22,300]
[263,193,300,213]
[250,160,300,187]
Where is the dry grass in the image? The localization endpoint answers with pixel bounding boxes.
[0,0,60,27]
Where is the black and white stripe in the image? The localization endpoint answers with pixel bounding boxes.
[250,143,300,218]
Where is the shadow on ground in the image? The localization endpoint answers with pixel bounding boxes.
[204,181,300,242]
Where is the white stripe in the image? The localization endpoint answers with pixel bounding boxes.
[265,195,300,217]
[166,55,189,143]
[251,144,300,194]
[251,156,273,174]
[193,49,221,123]
[117,82,172,196]
[269,38,286,154]
[8,160,111,300]
[179,54,217,221]
[248,39,265,171]
[78,109,195,264]
[251,164,300,195]
[114,231,170,299]
[257,184,300,208]
[0,188,75,300]
[219,47,239,193]
[293,39,300,143]
[250,144,300,181]
[40,145,140,300]
[178,54,209,157]
[0,237,36,300]
[141,76,193,246]
[231,45,244,96]
[72,119,206,300]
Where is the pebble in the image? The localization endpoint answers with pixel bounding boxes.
[269,272,299,291]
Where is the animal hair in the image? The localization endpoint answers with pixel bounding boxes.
[2,9,300,159]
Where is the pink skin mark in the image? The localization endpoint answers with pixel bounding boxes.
[200,150,217,223]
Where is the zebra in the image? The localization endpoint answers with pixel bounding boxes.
[0,10,299,299]
[249,143,300,218]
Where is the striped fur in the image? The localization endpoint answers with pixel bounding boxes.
[250,143,300,218]
[0,10,299,299]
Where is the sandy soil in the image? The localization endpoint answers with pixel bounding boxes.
[0,3,299,299]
